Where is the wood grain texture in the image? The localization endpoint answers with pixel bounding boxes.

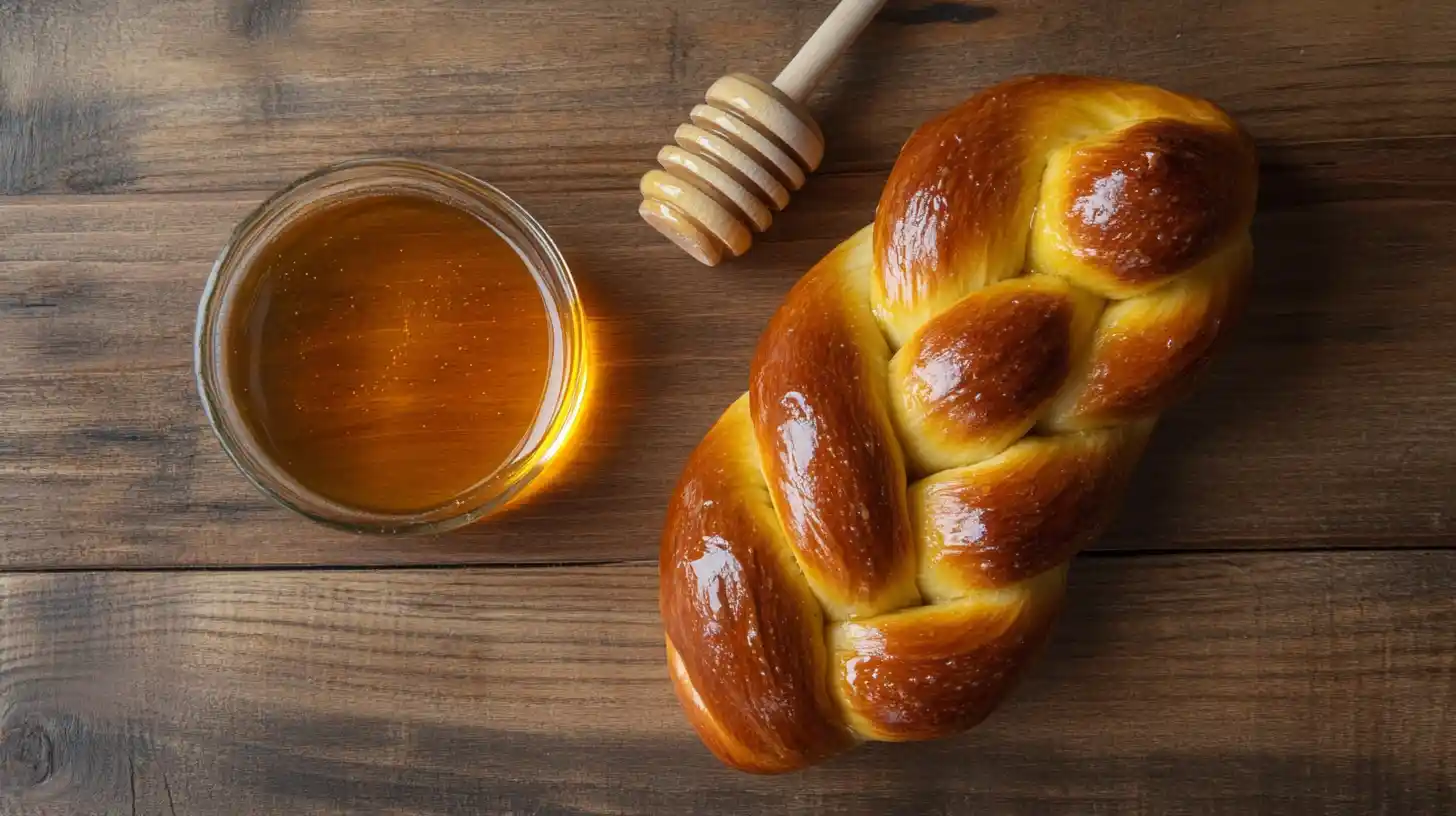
[1,0,1453,195]
[1,553,1452,815]
[3,2,1454,812]
[0,189,1453,567]
[1,0,1454,567]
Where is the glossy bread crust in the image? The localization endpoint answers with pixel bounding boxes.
[748,230,921,621]
[660,397,851,772]
[911,423,1152,598]
[661,74,1257,773]
[1031,119,1256,297]
[888,275,1102,474]
[830,565,1068,742]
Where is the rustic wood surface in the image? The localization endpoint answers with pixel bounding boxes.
[2,554,1454,815]
[2,0,1454,813]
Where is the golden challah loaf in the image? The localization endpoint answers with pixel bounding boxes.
[659,75,1257,773]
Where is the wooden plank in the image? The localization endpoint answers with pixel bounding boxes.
[0,552,1452,814]
[1,186,1454,568]
[3,5,1453,816]
[2,0,1455,569]
[0,0,1453,196]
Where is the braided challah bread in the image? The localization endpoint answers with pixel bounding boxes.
[659,75,1257,773]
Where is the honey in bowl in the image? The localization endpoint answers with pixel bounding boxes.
[196,159,588,533]
[227,194,550,515]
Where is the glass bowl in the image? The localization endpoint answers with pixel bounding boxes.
[194,157,589,535]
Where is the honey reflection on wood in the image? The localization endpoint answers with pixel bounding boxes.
[479,276,620,522]
[225,194,551,515]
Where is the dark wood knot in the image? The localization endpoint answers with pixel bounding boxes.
[228,0,305,42]
[0,722,54,790]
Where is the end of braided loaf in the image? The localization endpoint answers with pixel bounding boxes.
[660,75,1258,773]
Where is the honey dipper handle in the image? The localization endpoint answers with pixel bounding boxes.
[772,0,888,101]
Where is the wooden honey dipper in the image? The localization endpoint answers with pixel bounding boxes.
[639,0,888,266]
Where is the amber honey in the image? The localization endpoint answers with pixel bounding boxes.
[224,193,550,514]
[197,159,587,532]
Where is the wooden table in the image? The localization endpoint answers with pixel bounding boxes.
[2,1,1453,813]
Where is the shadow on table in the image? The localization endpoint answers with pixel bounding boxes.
[1099,144,1365,551]
[419,239,653,562]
